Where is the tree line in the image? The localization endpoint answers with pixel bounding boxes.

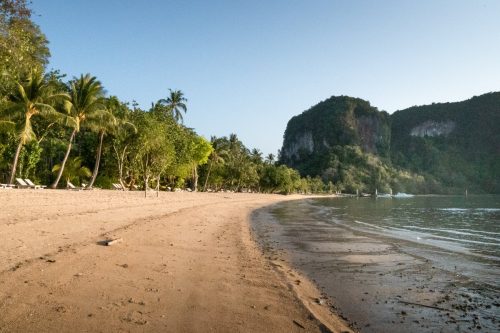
[0,0,331,194]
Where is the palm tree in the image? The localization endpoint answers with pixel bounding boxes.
[86,97,136,189]
[51,74,106,188]
[250,148,263,164]
[52,156,91,188]
[86,97,118,189]
[203,137,227,191]
[159,89,187,123]
[265,153,276,165]
[0,71,68,184]
[229,133,239,149]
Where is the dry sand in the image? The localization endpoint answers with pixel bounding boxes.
[0,189,352,333]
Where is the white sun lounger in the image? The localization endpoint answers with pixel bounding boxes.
[24,178,46,189]
[67,181,83,191]
[15,178,30,189]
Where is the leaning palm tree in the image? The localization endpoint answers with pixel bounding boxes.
[203,137,228,191]
[51,74,106,189]
[86,97,136,189]
[52,156,91,188]
[85,98,118,189]
[0,71,69,184]
[159,89,187,123]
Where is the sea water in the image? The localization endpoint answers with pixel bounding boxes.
[262,195,500,332]
[311,195,500,286]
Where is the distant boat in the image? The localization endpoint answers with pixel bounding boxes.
[393,192,414,198]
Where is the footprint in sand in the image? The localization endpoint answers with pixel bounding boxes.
[121,310,148,325]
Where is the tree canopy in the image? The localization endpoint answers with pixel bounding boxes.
[0,1,333,194]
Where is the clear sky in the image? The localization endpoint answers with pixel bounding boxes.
[31,0,500,155]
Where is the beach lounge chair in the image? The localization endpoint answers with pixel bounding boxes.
[112,183,122,190]
[24,178,46,189]
[67,181,83,191]
[0,184,14,189]
[15,178,30,189]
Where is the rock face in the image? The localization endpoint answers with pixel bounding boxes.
[280,96,391,172]
[282,131,314,160]
[410,120,455,137]
[356,114,390,154]
[280,92,500,194]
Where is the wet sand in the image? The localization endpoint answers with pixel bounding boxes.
[251,199,500,333]
[0,190,351,333]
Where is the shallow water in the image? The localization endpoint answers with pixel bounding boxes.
[312,195,500,287]
[256,195,500,333]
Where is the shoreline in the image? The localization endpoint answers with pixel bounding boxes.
[252,197,500,333]
[249,201,354,333]
[0,190,349,333]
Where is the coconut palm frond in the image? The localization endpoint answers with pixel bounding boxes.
[0,120,15,132]
[52,156,91,181]
[49,91,70,105]
[83,108,117,132]
[121,120,137,133]
[11,81,29,104]
[51,164,61,173]
[1,102,24,120]
[61,73,107,133]
[157,89,188,123]
[38,105,77,129]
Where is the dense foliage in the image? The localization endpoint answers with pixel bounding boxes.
[0,0,49,98]
[0,1,330,194]
[280,94,500,194]
[391,92,500,193]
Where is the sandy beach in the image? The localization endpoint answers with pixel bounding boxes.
[0,190,351,333]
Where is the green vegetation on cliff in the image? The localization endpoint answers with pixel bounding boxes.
[280,93,500,194]
[391,92,500,193]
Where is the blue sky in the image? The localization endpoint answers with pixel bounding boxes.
[32,0,500,155]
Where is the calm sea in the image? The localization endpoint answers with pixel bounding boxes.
[263,195,500,332]
[311,195,500,284]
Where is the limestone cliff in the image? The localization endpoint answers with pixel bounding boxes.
[410,120,455,137]
[280,96,390,176]
[279,92,500,194]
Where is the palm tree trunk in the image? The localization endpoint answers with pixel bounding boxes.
[203,160,213,191]
[88,130,105,188]
[192,166,198,192]
[144,175,149,198]
[51,129,77,189]
[156,175,160,197]
[9,140,24,185]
